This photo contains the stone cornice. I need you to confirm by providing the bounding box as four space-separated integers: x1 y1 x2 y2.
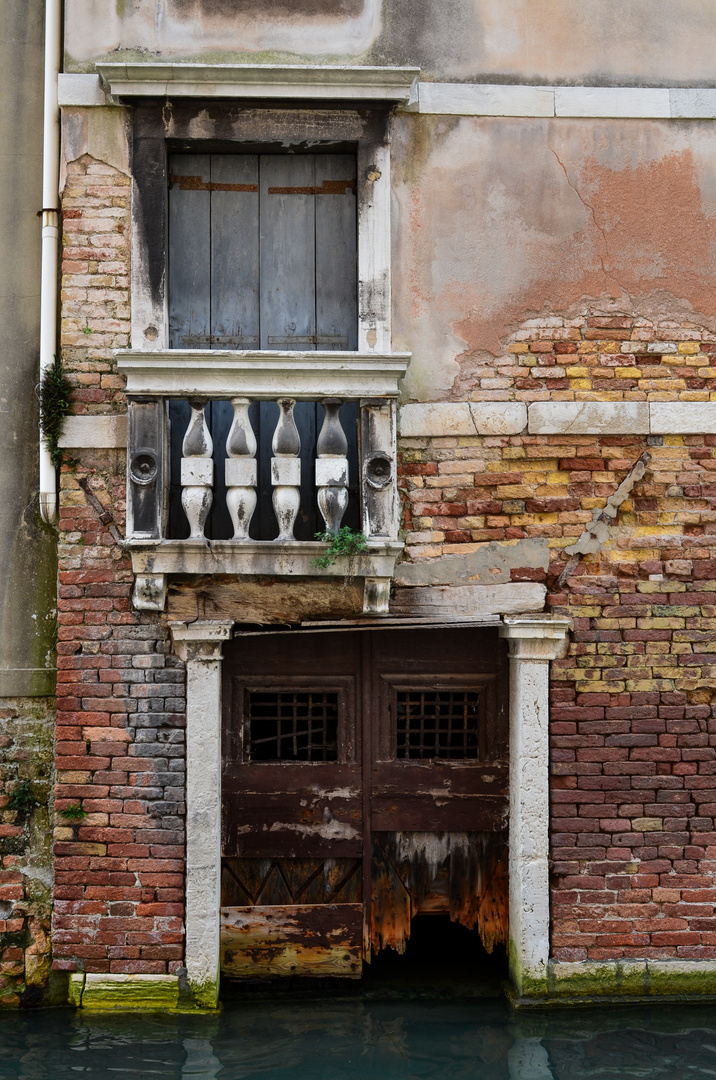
117 350 410 399
97 63 419 104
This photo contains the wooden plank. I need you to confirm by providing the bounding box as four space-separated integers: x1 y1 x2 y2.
370 794 508 833
167 575 364 622
260 155 316 351
220 904 363 978
315 154 357 351
168 154 211 348
222 766 363 859
371 761 508 797
210 154 260 349
221 857 362 907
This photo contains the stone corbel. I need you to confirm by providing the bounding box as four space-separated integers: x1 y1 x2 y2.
498 614 571 1000
169 620 233 1009
132 573 166 611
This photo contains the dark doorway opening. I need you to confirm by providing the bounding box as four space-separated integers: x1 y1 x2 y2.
363 914 507 999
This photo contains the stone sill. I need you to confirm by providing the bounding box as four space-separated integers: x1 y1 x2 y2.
128 539 403 579
117 349 410 399
97 63 419 104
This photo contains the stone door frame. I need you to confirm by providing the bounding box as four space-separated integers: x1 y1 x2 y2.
170 613 570 1007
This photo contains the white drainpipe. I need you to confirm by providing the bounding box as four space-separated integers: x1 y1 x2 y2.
39 0 62 525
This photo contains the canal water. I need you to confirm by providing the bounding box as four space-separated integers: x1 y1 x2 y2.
1 924 714 1079
2 993 716 1079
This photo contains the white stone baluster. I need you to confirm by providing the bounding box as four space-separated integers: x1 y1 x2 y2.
181 398 213 539
225 397 257 540
316 398 348 535
271 397 301 541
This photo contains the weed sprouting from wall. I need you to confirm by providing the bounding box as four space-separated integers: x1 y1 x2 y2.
39 356 72 468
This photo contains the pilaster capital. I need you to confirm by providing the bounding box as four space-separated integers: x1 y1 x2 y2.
169 620 233 664
499 614 571 662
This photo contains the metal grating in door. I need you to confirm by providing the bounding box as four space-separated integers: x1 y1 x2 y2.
247 690 339 762
396 690 481 760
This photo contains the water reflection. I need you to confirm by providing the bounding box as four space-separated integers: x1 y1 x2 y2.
2 999 716 1079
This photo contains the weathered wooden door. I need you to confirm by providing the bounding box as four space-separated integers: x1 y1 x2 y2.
167 151 359 539
220 628 509 979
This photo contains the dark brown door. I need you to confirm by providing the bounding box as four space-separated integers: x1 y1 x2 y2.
220 628 508 978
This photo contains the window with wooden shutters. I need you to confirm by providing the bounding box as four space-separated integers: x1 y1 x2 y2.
168 152 357 352
166 151 361 541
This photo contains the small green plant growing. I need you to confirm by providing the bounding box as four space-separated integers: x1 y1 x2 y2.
312 526 368 570
7 780 38 813
58 803 87 822
39 356 72 468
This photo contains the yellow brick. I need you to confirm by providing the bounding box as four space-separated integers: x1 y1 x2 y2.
598 342 621 353
577 342 599 353
678 342 700 354
633 525 682 537
508 342 529 353
615 367 642 378
569 379 592 390
566 366 589 377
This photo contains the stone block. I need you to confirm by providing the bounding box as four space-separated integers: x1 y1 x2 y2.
650 402 716 434
528 401 649 435
417 82 554 117
399 401 527 437
59 414 127 448
555 86 670 118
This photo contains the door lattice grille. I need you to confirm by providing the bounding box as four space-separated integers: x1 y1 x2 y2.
247 691 339 762
396 690 481 760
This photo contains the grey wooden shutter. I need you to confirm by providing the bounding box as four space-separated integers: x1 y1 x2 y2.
168 151 358 540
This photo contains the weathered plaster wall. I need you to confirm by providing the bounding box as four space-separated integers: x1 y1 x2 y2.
391 116 716 401
64 0 716 83
0 0 57 698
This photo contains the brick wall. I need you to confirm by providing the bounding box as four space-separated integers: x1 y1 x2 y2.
54 150 716 974
53 155 186 977
0 700 54 1005
456 312 716 404
399 427 716 959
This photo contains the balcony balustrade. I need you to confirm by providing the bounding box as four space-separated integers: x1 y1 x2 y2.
118 350 409 615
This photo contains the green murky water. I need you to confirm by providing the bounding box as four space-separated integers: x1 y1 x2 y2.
1 995 716 1079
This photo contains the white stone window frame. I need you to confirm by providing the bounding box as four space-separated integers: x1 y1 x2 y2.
107 72 417 613
101 66 417 356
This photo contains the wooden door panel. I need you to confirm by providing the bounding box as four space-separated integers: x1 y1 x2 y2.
221 627 509 976
222 766 362 858
221 904 363 978
221 857 362 907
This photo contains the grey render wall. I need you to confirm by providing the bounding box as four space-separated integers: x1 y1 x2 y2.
0 0 57 696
